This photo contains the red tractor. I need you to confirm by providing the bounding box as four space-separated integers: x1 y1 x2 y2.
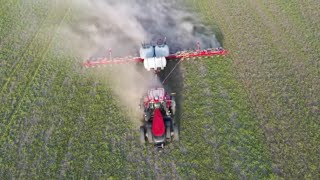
139 87 178 148
82 38 227 148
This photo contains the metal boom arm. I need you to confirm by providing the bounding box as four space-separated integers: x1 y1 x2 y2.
83 47 227 68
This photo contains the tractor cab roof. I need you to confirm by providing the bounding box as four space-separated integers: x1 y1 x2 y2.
148 88 165 101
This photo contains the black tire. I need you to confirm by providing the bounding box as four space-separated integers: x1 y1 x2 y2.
173 124 179 141
144 111 150 121
165 121 171 140
146 125 153 143
140 126 146 144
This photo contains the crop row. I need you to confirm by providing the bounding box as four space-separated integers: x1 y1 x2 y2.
0 8 138 177
0 1 53 88
171 57 273 179
0 41 132 179
1 7 71 178
192 0 320 178
1 2 136 178
2 0 318 178
0 0 19 35
0 5 69 122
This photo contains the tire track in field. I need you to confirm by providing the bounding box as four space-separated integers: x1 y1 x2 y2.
167 57 266 178
0 8 70 145
202 1 286 176
119 127 179 178
0 6 53 95
182 59 229 178
245 1 320 177
13 65 65 177
201 0 318 178
203 0 274 126
247 0 320 118
194 0 283 177
191 60 235 178
260 0 320 118
227 1 319 177
13 68 59 177
198 59 271 178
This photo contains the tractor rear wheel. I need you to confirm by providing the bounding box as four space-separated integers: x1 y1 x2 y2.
140 126 146 144
146 124 153 143
165 121 171 140
173 124 179 141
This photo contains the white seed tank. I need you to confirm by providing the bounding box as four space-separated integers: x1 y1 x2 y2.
140 45 154 59
155 45 169 57
140 44 170 71
143 57 167 71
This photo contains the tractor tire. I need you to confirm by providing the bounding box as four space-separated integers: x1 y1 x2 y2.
146 125 153 143
165 121 172 140
140 126 146 144
144 111 151 121
173 124 179 141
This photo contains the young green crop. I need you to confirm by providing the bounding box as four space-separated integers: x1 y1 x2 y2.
1 0 319 179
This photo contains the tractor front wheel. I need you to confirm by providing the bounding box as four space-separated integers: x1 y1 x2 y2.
146 124 153 143
165 121 171 140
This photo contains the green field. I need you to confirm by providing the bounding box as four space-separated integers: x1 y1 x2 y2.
1 0 319 179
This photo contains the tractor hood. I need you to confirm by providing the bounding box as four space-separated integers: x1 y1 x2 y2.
152 108 165 136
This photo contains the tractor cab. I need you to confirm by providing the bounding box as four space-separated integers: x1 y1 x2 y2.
142 88 172 118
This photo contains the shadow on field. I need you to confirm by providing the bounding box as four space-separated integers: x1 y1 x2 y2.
158 60 184 127
155 24 225 128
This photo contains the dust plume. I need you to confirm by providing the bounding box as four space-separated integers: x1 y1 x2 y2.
58 0 221 124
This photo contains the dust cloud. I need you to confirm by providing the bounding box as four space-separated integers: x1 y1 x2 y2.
58 0 220 124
